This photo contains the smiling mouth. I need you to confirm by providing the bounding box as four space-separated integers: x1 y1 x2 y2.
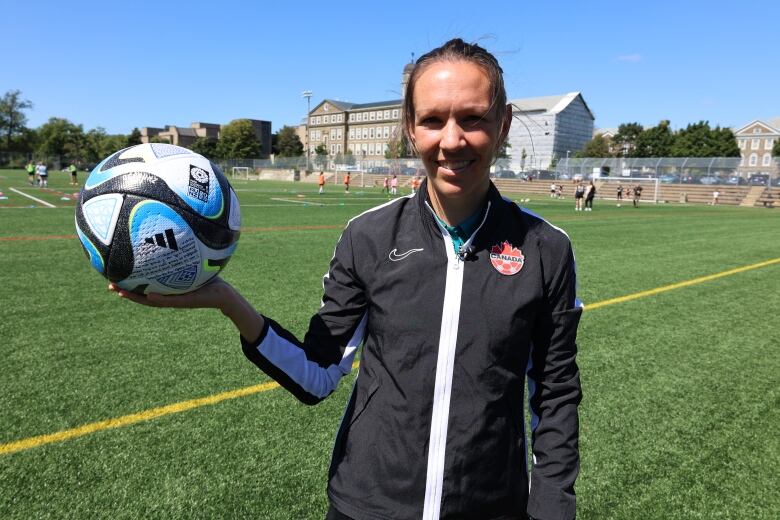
437 160 473 172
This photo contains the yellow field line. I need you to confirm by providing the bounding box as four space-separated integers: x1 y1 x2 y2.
585 256 780 311
3 257 780 456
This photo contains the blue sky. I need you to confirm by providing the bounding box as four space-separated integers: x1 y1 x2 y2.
4 0 778 135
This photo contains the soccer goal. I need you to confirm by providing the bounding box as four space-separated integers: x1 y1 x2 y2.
231 166 250 180
595 177 660 204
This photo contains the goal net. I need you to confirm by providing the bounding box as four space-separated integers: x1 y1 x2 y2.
231 166 250 180
594 177 659 204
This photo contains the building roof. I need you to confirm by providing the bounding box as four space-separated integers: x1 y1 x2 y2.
319 98 402 111
510 92 595 120
733 118 780 135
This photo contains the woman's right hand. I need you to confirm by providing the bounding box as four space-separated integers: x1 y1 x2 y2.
108 277 236 312
109 278 265 342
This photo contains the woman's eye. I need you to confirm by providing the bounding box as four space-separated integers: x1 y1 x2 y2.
420 117 441 125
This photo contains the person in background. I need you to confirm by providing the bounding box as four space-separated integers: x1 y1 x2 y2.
382 176 389 194
110 38 582 520
69 163 78 186
390 174 398 195
584 181 596 211
318 171 325 194
344 172 350 193
616 183 623 207
26 161 36 185
574 182 585 211
36 161 48 188
633 184 643 207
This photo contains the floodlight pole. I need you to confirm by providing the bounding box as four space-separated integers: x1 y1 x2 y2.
566 150 570 180
302 90 313 172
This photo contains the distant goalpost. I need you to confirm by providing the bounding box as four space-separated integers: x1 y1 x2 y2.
231 166 250 180
595 177 660 204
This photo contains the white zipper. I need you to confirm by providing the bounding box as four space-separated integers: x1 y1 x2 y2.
421 201 491 519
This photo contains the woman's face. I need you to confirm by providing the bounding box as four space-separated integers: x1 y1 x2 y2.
409 60 509 204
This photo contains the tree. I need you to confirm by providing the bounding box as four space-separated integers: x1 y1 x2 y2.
384 133 408 159
774 139 780 157
670 121 740 157
612 122 644 157
710 126 740 157
36 117 85 162
633 120 674 157
84 127 127 164
127 127 143 146
217 119 262 159
275 125 304 157
574 134 612 158
0 90 33 150
188 137 219 159
314 144 328 169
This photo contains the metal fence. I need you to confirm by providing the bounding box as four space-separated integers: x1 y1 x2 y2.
556 157 779 186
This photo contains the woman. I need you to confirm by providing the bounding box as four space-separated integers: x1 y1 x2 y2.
111 38 581 520
584 180 596 211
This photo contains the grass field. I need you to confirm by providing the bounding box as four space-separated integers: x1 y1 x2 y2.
1 168 778 519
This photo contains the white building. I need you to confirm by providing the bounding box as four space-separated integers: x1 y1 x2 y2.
507 92 594 172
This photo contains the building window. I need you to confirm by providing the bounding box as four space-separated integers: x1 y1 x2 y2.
383 126 390 139
349 129 354 139
752 139 759 150
316 116 322 125
392 109 399 119
330 129 336 140
310 117 315 126
763 153 772 166
337 129 342 139
369 112 375 121
369 128 375 139
377 111 383 120
766 138 774 149
384 110 390 119
357 113 363 122
362 128 368 139
369 143 375 155
749 153 758 166
753 128 761 134
324 115 330 124
349 114 354 122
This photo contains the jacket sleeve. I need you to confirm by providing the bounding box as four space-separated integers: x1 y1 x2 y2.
526 238 582 520
240 224 368 405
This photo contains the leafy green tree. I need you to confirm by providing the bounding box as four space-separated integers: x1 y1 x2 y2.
275 125 304 157
217 119 261 159
671 121 740 157
633 120 674 157
188 137 219 159
574 134 612 158
314 144 328 169
711 126 740 157
612 122 644 157
36 117 85 161
127 127 142 146
773 139 780 157
84 127 127 164
384 133 408 159
0 90 33 150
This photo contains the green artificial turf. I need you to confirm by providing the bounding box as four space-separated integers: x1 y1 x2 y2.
0 169 778 519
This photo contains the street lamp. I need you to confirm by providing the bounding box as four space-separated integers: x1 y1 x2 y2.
302 90 313 172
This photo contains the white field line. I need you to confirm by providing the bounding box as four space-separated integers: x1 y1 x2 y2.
269 197 326 206
9 188 56 208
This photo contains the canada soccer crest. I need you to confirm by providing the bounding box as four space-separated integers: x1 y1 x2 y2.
490 241 524 275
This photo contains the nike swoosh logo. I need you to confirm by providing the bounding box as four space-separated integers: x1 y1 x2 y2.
389 248 424 262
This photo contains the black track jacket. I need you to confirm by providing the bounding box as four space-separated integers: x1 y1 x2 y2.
242 180 582 520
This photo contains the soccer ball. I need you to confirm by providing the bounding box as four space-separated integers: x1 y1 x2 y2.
75 143 241 295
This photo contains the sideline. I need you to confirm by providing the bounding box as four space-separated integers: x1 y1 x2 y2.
9 188 56 208
2 256 779 456
585 257 780 311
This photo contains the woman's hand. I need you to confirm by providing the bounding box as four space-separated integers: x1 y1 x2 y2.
108 277 236 312
108 277 265 342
